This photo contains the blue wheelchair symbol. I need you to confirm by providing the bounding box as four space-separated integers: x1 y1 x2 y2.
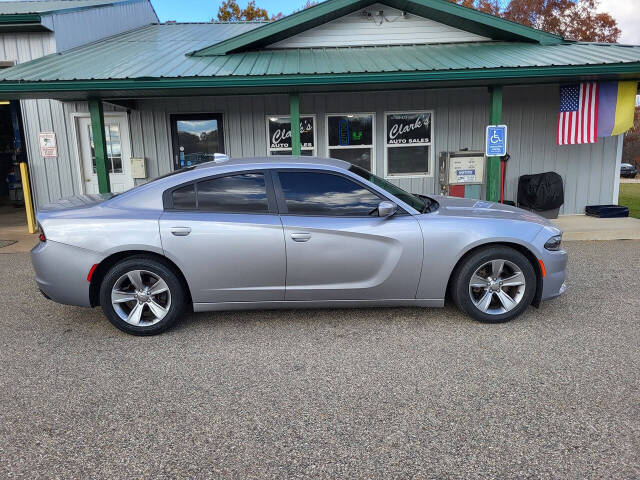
486 125 507 156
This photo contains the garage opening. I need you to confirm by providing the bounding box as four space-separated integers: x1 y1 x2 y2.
0 99 27 236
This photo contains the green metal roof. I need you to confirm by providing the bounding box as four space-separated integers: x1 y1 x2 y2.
0 0 133 15
0 23 638 81
0 23 638 98
192 0 564 56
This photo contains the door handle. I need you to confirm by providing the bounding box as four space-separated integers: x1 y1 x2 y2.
291 232 311 242
170 226 191 236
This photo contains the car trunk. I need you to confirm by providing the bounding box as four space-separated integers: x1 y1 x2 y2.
38 194 116 212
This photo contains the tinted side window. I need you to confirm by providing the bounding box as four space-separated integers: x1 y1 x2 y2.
171 184 196 209
197 173 268 213
278 171 381 216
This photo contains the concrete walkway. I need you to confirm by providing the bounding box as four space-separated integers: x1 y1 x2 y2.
554 215 640 241
0 207 38 254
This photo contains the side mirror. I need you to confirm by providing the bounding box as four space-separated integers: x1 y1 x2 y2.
378 201 398 218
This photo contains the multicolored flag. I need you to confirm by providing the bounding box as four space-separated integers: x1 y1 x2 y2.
557 82 599 145
597 81 638 137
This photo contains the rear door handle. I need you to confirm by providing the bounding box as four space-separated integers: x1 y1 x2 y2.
291 232 311 242
170 226 191 236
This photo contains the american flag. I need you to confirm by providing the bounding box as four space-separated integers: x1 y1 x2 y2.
557 83 599 145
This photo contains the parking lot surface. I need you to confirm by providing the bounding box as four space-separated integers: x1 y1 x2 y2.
1 241 639 479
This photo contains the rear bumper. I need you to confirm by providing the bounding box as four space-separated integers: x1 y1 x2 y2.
31 240 100 308
540 248 568 301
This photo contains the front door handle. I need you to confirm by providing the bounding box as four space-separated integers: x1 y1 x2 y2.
291 232 311 242
171 226 191 236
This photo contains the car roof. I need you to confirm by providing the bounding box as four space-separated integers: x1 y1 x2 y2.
193 155 351 171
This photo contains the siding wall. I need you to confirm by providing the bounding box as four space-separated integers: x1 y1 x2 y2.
0 31 57 213
502 85 618 215
47 0 158 52
0 31 56 62
27 85 619 215
128 88 489 198
0 1 157 209
270 3 489 48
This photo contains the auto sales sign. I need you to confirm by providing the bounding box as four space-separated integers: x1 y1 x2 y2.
386 113 431 145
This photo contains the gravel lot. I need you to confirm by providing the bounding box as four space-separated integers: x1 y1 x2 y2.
1 241 639 479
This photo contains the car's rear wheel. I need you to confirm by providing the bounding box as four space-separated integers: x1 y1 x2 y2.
99 256 185 335
452 246 536 324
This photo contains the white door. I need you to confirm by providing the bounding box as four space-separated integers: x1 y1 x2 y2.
77 114 134 194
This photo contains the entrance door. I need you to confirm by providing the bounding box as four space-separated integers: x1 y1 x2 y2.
77 114 134 194
170 114 225 169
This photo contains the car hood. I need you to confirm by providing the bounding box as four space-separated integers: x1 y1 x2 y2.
430 195 554 227
38 194 115 212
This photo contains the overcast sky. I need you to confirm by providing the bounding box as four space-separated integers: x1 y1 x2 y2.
597 0 640 44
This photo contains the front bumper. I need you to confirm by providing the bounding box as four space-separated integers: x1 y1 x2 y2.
540 248 568 301
31 240 101 308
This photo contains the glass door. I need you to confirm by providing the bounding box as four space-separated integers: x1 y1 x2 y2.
77 114 133 193
170 114 225 169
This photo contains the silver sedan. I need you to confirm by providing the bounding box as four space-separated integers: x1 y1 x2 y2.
32 157 567 335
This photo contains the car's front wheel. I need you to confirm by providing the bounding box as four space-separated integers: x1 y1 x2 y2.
99 256 185 335
452 246 536 324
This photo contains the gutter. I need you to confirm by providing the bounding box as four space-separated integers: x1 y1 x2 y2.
0 14 41 23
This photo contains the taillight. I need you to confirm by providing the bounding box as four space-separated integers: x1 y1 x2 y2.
38 224 46 242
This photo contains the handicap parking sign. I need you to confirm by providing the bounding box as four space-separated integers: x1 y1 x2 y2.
486 125 507 157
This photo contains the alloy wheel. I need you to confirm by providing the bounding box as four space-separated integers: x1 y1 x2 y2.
111 269 172 326
468 259 526 315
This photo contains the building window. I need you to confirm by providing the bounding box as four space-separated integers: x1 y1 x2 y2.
88 124 122 174
266 115 315 156
170 113 225 169
326 114 374 171
385 111 433 177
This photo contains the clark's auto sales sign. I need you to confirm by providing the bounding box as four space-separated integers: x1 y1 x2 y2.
268 117 315 149
386 113 431 145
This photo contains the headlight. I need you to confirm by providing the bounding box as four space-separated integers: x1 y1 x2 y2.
544 234 562 251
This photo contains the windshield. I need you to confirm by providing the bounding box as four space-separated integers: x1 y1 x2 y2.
348 165 436 213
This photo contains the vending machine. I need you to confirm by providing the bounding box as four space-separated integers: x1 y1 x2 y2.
438 150 486 199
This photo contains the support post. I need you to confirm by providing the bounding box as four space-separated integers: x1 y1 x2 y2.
88 99 110 193
486 86 503 202
289 93 301 156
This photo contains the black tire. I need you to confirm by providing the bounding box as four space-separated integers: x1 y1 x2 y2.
451 246 536 324
99 255 186 335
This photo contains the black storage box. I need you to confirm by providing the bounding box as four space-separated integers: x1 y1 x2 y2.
517 172 564 219
585 205 629 218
